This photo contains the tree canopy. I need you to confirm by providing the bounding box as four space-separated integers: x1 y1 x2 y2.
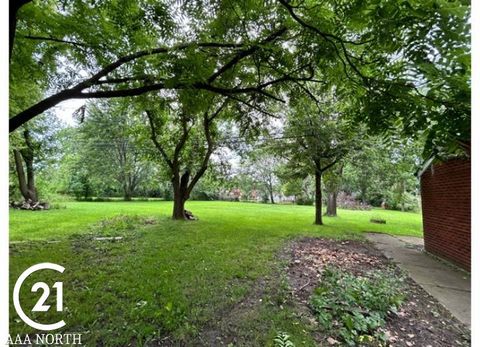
10 0 470 157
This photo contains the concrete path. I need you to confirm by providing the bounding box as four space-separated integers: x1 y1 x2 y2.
365 232 471 326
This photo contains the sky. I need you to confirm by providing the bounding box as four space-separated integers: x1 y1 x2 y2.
52 99 85 126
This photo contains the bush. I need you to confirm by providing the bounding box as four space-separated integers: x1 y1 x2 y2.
296 197 314 205
386 192 419 212
310 266 406 346
191 190 217 201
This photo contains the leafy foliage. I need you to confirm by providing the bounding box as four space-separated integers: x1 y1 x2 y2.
311 266 406 346
342 135 423 210
273 331 295 347
11 0 470 158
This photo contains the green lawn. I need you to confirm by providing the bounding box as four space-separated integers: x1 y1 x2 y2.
9 201 422 346
10 200 422 241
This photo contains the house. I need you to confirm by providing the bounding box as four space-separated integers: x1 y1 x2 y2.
418 157 471 271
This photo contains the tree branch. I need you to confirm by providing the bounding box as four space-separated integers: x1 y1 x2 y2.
187 99 228 194
21 35 93 50
9 31 279 132
207 26 287 84
278 0 367 81
145 110 173 169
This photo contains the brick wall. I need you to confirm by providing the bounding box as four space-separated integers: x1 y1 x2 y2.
420 159 471 271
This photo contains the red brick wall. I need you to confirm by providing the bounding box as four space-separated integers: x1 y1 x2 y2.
420 159 471 271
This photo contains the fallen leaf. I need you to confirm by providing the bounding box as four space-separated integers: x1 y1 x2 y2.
327 337 339 345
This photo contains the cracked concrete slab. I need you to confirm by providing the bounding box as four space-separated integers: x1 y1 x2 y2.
365 232 470 326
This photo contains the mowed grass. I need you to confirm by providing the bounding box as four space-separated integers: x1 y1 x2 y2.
9 201 422 346
10 200 422 241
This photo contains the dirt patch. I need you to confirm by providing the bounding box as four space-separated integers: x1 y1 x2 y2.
286 237 470 346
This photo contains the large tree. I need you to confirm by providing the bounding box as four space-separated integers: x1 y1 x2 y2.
11 128 38 202
341 135 422 209
9 0 320 132
142 92 234 220
10 115 61 203
278 0 470 156
278 91 354 225
11 0 470 149
77 100 149 201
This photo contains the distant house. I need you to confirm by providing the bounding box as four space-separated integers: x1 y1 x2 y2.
418 157 471 271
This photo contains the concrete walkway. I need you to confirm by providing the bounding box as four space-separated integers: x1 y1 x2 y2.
365 233 471 326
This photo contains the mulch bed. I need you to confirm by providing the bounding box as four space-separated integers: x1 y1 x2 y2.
286 238 471 346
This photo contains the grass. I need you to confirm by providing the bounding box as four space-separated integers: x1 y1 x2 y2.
10 201 422 241
9 201 422 346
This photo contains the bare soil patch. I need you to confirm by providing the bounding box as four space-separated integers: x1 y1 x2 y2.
286 237 470 346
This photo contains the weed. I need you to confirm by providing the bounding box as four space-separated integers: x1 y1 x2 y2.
310 266 406 346
273 332 295 347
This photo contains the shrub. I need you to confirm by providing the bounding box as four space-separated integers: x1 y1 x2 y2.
296 197 314 205
385 191 419 212
191 190 217 201
310 266 406 346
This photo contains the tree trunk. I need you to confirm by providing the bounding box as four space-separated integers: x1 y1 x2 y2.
13 148 37 202
10 0 33 60
360 186 367 204
13 149 30 200
172 193 186 220
400 180 405 212
314 170 323 225
326 191 337 216
267 177 275 204
25 154 36 200
171 170 190 220
123 182 132 201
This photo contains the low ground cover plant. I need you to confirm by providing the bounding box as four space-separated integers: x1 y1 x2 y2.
88 214 157 237
310 266 406 346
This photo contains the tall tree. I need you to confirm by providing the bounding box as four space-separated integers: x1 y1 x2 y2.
142 92 233 220
342 135 422 209
279 0 470 156
10 115 61 203
279 91 354 225
78 100 149 201
12 128 37 202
